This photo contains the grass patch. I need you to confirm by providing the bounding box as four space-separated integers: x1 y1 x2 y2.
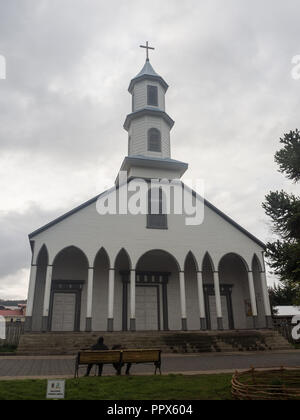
294 343 300 349
0 374 232 400
0 345 17 353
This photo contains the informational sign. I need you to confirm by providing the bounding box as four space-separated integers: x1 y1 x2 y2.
0 316 5 340
46 380 65 400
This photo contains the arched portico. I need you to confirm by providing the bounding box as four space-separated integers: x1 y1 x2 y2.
121 249 183 332
184 252 203 330
41 246 89 332
26 245 49 332
252 254 272 328
91 248 110 332
198 252 260 331
111 248 132 332
214 253 257 330
202 252 224 330
26 244 271 333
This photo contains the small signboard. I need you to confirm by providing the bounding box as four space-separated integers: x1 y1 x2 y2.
0 316 5 340
46 380 65 400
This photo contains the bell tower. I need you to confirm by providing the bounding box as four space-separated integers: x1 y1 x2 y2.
118 42 188 181
124 42 174 159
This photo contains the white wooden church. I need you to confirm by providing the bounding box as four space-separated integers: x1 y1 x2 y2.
25 44 272 334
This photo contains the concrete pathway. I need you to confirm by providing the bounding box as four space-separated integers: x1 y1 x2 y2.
0 350 299 380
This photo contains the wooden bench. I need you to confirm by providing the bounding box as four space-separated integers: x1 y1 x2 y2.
122 349 162 375
75 349 161 378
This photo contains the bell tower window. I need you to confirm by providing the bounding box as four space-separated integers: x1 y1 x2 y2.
128 135 132 155
148 128 162 152
147 85 158 106
147 187 168 229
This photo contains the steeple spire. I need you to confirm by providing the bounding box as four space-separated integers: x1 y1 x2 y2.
140 41 155 62
117 45 188 182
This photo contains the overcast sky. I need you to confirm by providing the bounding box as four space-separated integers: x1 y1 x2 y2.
0 0 299 299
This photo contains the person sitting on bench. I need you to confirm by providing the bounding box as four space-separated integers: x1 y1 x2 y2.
112 344 132 376
85 336 108 377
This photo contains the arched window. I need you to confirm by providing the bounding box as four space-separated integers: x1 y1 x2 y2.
147 187 168 229
148 128 162 152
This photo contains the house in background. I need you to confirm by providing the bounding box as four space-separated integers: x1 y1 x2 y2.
0 304 26 323
273 306 300 326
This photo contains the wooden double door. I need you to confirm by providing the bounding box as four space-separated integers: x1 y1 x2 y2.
49 281 83 332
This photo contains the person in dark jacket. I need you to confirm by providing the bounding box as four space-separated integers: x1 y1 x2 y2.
112 344 132 376
85 336 108 377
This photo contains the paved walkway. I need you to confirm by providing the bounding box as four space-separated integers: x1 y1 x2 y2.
0 351 299 380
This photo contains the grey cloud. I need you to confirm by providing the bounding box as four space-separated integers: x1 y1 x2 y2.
0 205 60 279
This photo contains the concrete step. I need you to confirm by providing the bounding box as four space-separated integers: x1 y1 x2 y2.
17 329 294 355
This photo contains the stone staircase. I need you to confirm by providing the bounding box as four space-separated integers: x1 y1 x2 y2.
17 329 293 355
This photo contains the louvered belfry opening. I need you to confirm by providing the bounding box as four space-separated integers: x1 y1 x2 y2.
148 128 162 152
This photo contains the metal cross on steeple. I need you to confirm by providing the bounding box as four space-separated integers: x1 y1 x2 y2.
140 41 155 61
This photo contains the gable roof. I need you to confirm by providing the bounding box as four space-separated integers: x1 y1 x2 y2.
28 180 265 249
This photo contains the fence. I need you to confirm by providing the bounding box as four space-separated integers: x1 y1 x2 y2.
273 316 300 345
232 367 300 400
0 322 25 347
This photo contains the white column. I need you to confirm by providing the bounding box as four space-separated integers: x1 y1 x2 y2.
130 269 136 330
260 270 272 317
248 271 258 317
26 264 37 317
108 268 115 320
86 267 94 319
179 271 187 330
42 265 53 325
197 271 206 329
213 271 223 329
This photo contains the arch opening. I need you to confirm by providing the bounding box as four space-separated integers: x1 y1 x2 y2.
32 245 49 331
128 250 181 331
92 248 110 331
217 253 250 331
50 246 89 332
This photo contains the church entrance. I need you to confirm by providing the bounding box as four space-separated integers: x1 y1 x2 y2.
49 280 83 332
136 285 160 330
204 284 234 330
121 271 169 331
51 293 76 332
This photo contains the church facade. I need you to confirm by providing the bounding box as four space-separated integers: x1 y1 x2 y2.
25 48 272 334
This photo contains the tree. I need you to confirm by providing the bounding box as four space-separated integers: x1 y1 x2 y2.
263 129 300 305
269 283 299 310
275 129 300 182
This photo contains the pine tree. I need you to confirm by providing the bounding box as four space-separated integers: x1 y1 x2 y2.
275 129 300 182
263 130 300 305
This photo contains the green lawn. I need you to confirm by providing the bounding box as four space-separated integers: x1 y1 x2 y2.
0 345 17 353
0 374 232 400
294 343 300 349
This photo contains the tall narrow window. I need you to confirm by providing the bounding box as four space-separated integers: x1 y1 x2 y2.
147 187 168 229
128 135 131 155
148 128 162 152
147 85 158 106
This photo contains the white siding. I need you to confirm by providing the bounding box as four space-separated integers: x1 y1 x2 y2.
32 183 265 272
30 182 267 331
